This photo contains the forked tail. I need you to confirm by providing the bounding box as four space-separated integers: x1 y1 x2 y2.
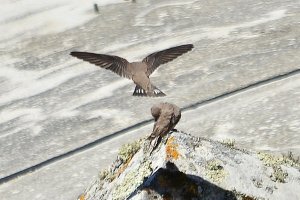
133 85 166 97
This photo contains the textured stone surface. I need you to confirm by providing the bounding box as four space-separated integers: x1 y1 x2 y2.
83 131 300 200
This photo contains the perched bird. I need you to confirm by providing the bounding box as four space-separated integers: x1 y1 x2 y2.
148 102 181 152
70 44 193 97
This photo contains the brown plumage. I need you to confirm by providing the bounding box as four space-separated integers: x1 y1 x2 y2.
70 44 194 97
148 102 181 152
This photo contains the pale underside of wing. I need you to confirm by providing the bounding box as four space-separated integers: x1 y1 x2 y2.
70 52 131 79
142 44 194 75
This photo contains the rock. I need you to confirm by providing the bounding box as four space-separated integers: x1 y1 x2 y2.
81 131 300 200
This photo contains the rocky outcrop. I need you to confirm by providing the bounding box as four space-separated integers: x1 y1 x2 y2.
79 131 300 200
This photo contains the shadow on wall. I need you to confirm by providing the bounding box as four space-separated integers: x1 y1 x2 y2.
127 161 238 200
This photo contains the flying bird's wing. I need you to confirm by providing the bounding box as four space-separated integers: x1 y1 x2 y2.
142 44 194 75
70 52 131 79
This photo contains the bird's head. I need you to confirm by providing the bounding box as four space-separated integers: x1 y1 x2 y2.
151 105 161 120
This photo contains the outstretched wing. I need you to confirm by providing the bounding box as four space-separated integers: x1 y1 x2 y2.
142 44 194 75
70 52 131 79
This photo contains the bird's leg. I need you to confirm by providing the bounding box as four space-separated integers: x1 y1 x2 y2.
162 135 170 145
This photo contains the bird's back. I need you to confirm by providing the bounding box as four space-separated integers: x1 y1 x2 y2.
128 62 148 75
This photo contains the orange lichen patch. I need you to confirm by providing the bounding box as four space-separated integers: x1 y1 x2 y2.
166 136 180 160
78 194 85 200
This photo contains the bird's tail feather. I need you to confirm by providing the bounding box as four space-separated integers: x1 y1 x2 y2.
147 136 162 155
133 85 166 97
133 85 147 96
152 86 166 97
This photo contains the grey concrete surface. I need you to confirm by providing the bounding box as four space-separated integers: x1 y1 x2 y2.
0 124 150 200
179 73 300 155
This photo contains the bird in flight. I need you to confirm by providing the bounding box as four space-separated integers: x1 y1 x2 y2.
70 44 194 97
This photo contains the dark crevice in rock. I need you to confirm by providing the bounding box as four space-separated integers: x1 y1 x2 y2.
128 161 237 200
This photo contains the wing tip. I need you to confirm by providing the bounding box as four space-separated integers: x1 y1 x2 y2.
70 51 80 57
70 51 93 58
184 43 194 50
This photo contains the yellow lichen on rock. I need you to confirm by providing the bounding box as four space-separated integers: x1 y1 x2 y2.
205 159 227 183
232 190 258 200
220 139 235 148
99 169 109 180
112 161 152 200
257 151 300 168
166 136 180 160
118 140 141 163
270 165 288 183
